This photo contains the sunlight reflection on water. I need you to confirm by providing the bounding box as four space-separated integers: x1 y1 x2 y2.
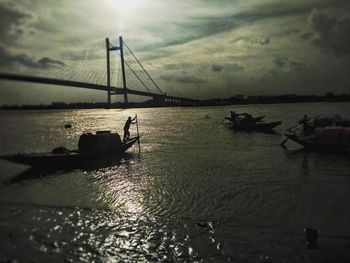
0 103 350 262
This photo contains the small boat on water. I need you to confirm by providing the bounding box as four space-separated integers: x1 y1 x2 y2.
232 120 282 131
225 111 281 131
0 131 140 169
225 110 265 122
282 116 350 152
225 115 265 123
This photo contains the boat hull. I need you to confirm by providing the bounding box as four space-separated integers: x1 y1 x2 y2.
0 137 139 169
233 121 282 131
225 115 265 122
285 133 349 152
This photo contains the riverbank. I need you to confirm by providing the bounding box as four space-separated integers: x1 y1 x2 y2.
1 94 349 110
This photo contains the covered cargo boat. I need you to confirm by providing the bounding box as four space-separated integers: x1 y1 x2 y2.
230 115 281 131
0 131 140 168
284 116 350 152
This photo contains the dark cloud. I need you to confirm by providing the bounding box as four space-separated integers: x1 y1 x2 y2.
37 57 65 68
312 0 350 9
0 44 65 69
301 32 314 40
141 2 312 50
261 55 350 95
212 63 244 73
183 2 310 37
160 73 206 84
308 9 350 53
0 1 33 42
212 64 223 72
156 0 349 51
259 36 271 45
231 36 271 46
164 63 192 70
274 57 305 70
259 56 307 90
226 63 244 72
274 57 289 68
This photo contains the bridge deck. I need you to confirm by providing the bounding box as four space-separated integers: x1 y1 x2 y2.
0 73 195 102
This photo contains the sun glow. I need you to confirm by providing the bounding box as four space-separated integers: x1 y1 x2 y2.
104 0 146 33
114 0 145 14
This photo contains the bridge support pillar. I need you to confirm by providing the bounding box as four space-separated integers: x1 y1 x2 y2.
106 36 129 105
119 36 128 105
105 38 111 105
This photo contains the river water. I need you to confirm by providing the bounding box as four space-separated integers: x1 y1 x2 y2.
0 102 349 262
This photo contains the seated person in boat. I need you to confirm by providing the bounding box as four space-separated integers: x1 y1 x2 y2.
299 115 311 136
240 114 255 125
231 110 254 122
230 110 236 119
231 110 246 118
123 116 137 141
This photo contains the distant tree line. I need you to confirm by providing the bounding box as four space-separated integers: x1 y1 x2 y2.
1 93 349 110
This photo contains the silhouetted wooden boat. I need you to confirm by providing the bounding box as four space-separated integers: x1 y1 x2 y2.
0 135 139 169
225 112 280 131
225 115 265 122
282 115 350 152
232 121 282 131
284 127 350 152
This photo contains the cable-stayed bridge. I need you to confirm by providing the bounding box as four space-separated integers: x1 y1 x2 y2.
0 36 195 105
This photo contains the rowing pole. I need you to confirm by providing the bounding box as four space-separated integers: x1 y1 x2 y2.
281 122 301 147
135 114 141 153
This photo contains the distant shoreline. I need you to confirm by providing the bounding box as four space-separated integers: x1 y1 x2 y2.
1 94 349 110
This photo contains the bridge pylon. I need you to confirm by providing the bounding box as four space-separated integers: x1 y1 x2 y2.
105 36 128 105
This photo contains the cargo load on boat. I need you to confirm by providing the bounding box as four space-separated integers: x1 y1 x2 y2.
283 115 350 152
313 127 350 148
78 131 122 154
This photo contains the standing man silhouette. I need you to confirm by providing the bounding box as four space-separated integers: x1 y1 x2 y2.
299 115 310 136
123 116 137 141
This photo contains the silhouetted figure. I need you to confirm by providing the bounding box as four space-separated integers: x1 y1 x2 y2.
304 228 319 249
231 110 255 123
299 115 310 136
123 116 136 141
241 114 255 124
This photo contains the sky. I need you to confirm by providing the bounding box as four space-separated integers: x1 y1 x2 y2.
0 0 350 105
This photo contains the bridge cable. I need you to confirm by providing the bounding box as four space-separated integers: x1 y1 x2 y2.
114 49 152 93
123 40 163 95
123 59 152 94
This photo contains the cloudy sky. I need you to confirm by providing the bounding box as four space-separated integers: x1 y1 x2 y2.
0 0 349 104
